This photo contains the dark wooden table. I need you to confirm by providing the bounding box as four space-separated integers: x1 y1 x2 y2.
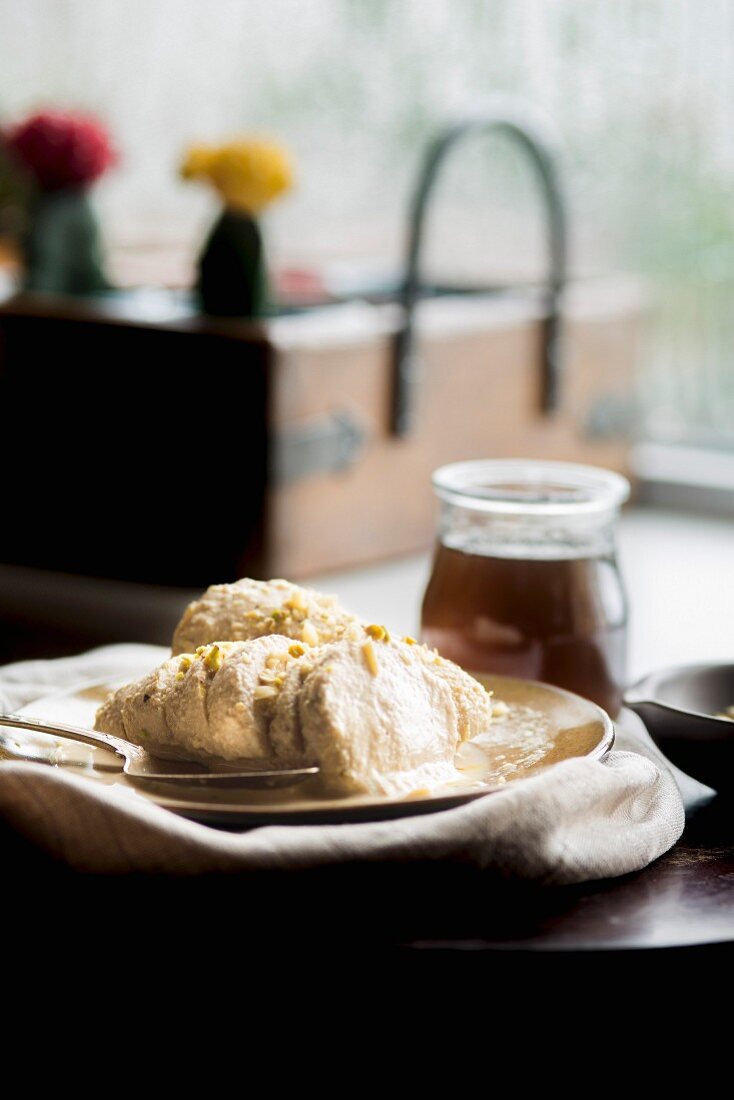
4 787 732 963
409 794 734 953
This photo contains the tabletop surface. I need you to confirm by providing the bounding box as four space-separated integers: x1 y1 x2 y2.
2 506 733 952
309 506 734 951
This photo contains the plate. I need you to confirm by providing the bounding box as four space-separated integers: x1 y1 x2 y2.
1 670 614 826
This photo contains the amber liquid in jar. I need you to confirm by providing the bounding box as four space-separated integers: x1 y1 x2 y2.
422 546 627 715
422 461 630 717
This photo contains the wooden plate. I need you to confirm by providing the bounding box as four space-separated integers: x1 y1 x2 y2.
1 668 614 826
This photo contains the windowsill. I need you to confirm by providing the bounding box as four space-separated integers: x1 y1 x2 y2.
631 442 734 515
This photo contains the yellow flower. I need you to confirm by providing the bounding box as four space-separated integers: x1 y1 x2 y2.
180 144 217 180
180 137 293 214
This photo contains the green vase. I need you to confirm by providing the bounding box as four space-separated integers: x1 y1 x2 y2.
196 208 268 319
22 187 109 295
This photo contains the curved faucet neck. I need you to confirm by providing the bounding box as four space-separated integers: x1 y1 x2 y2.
392 110 568 436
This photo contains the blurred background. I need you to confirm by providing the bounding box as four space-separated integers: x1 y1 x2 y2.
1 0 733 659
4 0 734 433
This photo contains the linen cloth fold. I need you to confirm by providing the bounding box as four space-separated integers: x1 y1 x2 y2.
0 644 713 884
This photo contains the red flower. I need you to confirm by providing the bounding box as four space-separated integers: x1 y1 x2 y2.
6 111 115 191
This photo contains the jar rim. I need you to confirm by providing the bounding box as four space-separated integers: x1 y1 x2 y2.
432 459 630 516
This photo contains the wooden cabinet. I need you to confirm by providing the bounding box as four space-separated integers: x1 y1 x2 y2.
0 283 643 584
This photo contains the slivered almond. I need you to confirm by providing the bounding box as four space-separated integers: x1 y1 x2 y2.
301 620 318 646
254 685 278 701
362 639 379 677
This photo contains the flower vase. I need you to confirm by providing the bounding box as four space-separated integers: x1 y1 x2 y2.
23 187 108 295
196 208 268 319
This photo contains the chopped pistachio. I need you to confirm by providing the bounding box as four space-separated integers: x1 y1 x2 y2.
175 671 185 682
365 624 386 642
362 639 379 677
270 609 285 623
203 645 223 673
403 636 417 646
178 656 193 675
288 643 306 658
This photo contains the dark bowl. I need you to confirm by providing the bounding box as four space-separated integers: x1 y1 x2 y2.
625 663 734 790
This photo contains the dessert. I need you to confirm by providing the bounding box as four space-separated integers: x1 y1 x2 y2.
276 631 491 795
95 621 492 796
96 636 296 763
172 577 357 655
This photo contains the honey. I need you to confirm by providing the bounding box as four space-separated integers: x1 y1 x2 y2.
421 460 630 717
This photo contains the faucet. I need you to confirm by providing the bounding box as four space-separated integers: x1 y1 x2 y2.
391 107 568 436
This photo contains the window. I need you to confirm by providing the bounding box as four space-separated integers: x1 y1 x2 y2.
2 0 734 445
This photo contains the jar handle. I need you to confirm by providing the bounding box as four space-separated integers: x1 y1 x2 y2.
391 107 568 436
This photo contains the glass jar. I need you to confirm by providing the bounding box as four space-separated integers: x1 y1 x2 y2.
420 460 630 716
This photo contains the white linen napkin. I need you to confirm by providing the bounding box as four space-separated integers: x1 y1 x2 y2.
0 644 713 884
